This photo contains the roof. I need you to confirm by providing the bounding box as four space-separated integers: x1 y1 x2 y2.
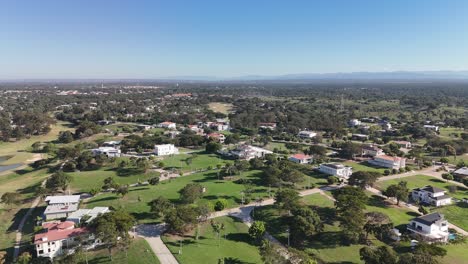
375 155 403 161
420 185 446 193
42 221 75 231
34 227 90 244
394 140 410 144
207 133 224 137
44 204 79 215
290 154 312 160
160 121 175 125
363 145 382 151
45 195 80 204
433 194 451 201
412 212 445 226
453 167 468 176
67 207 109 222
321 163 346 169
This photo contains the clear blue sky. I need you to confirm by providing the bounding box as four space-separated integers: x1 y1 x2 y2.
1 0 468 79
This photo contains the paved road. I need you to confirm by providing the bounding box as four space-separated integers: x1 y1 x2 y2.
132 224 179 264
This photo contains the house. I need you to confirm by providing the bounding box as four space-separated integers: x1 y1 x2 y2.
379 121 392 130
188 124 204 134
407 213 449 243
157 121 177 129
229 145 273 160
411 186 452 207
352 134 369 141
91 147 121 158
258 122 277 130
348 119 361 127
43 196 81 220
209 122 230 131
362 144 384 157
34 221 97 259
297 131 317 139
393 140 412 149
423 125 439 132
66 207 110 225
289 154 313 164
207 133 226 144
102 140 121 147
154 144 179 156
137 124 154 131
318 163 353 180
368 155 406 169
452 167 468 181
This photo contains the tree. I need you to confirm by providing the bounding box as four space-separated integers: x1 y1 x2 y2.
274 188 300 211
418 205 429 215
165 205 200 233
206 142 222 153
288 206 323 245
348 171 381 189
210 220 225 246
102 177 117 190
308 145 327 157
360 245 398 264
327 176 340 185
45 171 71 192
58 130 74 143
384 181 409 205
363 212 393 240
340 142 362 159
259 240 288 264
179 183 204 204
248 221 266 242
149 176 160 185
149 196 173 217
249 158 264 169
441 173 454 182
214 199 228 211
17 252 32 264
0 192 21 210
115 185 129 197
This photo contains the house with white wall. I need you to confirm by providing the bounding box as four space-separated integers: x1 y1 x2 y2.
407 213 449 243
362 145 384 157
297 131 317 139
157 121 177 129
154 144 179 156
43 196 81 220
91 147 121 158
411 186 452 207
318 163 353 180
229 145 273 160
66 207 110 225
368 155 406 169
289 154 313 164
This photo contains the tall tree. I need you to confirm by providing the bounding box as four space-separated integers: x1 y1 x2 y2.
348 171 381 189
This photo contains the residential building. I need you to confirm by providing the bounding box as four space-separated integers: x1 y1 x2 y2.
380 121 392 130
318 163 353 180
297 131 317 139
157 121 177 129
411 186 452 207
289 154 313 164
34 221 97 259
137 124 154 131
209 122 230 131
348 119 361 127
188 124 204 134
154 144 179 156
43 195 81 220
368 155 406 169
229 145 273 160
258 122 277 130
407 213 449 243
91 147 121 158
207 133 226 144
102 140 121 147
66 207 110 225
423 125 439 132
453 167 468 181
352 133 369 141
393 140 412 148
362 144 384 157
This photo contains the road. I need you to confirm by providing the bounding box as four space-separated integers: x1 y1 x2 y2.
131 224 179 264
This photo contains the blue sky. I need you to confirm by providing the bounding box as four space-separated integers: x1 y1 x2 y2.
1 0 468 79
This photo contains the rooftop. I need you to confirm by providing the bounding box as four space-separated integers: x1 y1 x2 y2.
290 154 312 160
375 155 404 161
454 167 468 176
45 195 80 205
44 204 79 215
412 212 445 226
34 227 90 244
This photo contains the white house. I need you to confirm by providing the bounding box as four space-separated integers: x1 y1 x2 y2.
423 125 439 132
411 186 452 207
258 122 277 130
407 213 449 243
393 141 412 149
297 131 317 139
229 145 273 160
154 144 179 156
368 155 406 169
210 122 230 131
207 133 226 144
318 163 353 180
157 121 177 129
34 221 97 259
289 154 313 164
352 134 369 141
66 207 110 225
91 147 121 158
348 119 361 127
137 124 154 131
362 145 384 157
43 195 81 220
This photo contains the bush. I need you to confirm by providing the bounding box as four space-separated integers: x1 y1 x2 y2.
89 188 100 196
405 166 412 172
399 168 405 173
214 199 228 211
384 169 390 176
392 169 398 174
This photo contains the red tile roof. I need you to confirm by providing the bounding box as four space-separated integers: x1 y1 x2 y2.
34 227 90 244
291 154 312 160
376 155 403 161
42 221 75 231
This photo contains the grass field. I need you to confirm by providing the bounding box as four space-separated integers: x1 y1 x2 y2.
85 170 267 222
439 127 465 138
207 102 234 115
365 194 419 226
342 161 387 174
302 193 335 208
86 238 159 264
162 216 262 264
161 151 233 172
375 175 468 200
433 203 468 232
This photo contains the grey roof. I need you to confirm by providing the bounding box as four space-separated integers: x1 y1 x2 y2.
420 185 445 194
45 195 80 204
412 212 444 226
322 163 345 169
432 195 451 201
44 204 79 215
453 167 468 176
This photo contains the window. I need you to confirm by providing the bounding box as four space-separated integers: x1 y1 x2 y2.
39 250 44 254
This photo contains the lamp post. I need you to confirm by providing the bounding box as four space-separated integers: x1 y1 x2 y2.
286 227 290 247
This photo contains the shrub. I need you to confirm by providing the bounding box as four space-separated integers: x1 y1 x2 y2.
214 199 228 211
384 170 390 176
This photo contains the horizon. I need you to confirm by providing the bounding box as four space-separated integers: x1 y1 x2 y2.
2 0 468 79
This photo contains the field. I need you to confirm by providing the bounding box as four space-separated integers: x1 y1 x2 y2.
161 151 233 172
375 175 468 200
433 203 468 232
85 170 267 222
365 194 419 226
207 102 234 115
342 161 387 174
162 216 262 264
86 238 159 264
439 127 465 138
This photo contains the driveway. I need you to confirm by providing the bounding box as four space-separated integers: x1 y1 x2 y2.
132 224 179 264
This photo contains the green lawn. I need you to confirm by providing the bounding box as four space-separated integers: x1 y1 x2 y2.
86 238 159 264
161 152 233 172
433 203 468 232
365 194 419 226
342 161 387 174
439 127 464 138
440 242 468 264
162 216 262 264
85 170 267 222
376 175 468 200
207 102 234 115
302 193 335 208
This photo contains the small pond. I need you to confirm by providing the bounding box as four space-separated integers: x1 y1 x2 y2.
0 156 22 173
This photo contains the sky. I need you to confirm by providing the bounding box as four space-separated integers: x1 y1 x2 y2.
1 0 468 79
